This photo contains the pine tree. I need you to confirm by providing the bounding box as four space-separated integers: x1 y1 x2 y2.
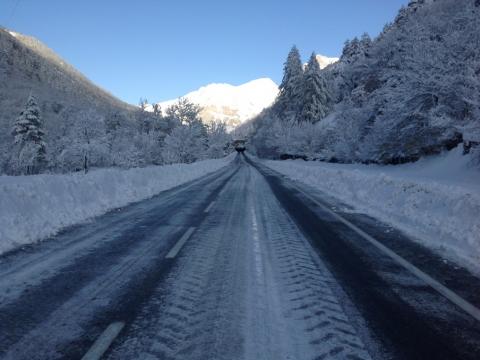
360 33 372 57
341 37 361 62
300 53 331 123
11 95 47 174
275 46 304 118
360 32 372 48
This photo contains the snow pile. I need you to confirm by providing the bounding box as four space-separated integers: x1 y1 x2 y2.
265 146 480 270
0 156 233 255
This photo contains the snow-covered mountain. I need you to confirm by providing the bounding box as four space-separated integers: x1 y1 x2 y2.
152 78 279 130
302 54 339 70
314 54 339 69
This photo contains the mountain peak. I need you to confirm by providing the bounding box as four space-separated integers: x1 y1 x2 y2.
315 54 339 69
154 78 279 131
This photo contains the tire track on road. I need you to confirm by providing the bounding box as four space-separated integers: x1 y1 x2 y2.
253 166 371 360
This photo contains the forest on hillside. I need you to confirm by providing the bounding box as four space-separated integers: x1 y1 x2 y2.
0 28 231 176
246 0 480 165
5 95 231 175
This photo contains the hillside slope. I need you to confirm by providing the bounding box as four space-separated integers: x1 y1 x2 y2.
323 0 480 163
0 28 139 173
249 0 480 164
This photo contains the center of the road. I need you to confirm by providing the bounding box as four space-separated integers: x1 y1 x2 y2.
251 205 265 285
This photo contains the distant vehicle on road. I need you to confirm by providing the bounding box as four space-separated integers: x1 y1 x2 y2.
233 139 246 153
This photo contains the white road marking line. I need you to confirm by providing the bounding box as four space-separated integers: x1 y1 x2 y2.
204 200 216 213
165 227 196 259
81 321 125 360
294 184 480 322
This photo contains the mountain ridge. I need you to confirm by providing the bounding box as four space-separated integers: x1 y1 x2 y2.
2 28 134 111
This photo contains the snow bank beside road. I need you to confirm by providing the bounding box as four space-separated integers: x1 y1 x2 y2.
0 156 233 255
264 146 480 270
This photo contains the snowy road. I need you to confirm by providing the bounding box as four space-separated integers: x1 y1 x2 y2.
0 154 479 359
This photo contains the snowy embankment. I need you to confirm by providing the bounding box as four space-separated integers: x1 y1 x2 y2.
264 146 480 271
0 155 234 256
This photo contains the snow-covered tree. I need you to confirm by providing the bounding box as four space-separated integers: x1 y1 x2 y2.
275 46 304 118
162 125 199 164
162 98 208 163
139 111 153 134
57 110 109 172
165 98 203 126
245 0 480 164
300 53 331 123
341 37 360 62
205 121 231 158
11 95 47 174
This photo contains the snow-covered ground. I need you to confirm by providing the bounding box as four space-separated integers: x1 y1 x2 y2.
0 155 234 256
264 146 480 272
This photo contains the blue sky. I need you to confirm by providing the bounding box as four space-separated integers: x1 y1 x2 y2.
1 0 408 104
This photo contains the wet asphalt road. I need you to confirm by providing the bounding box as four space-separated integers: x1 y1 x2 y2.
0 154 479 359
